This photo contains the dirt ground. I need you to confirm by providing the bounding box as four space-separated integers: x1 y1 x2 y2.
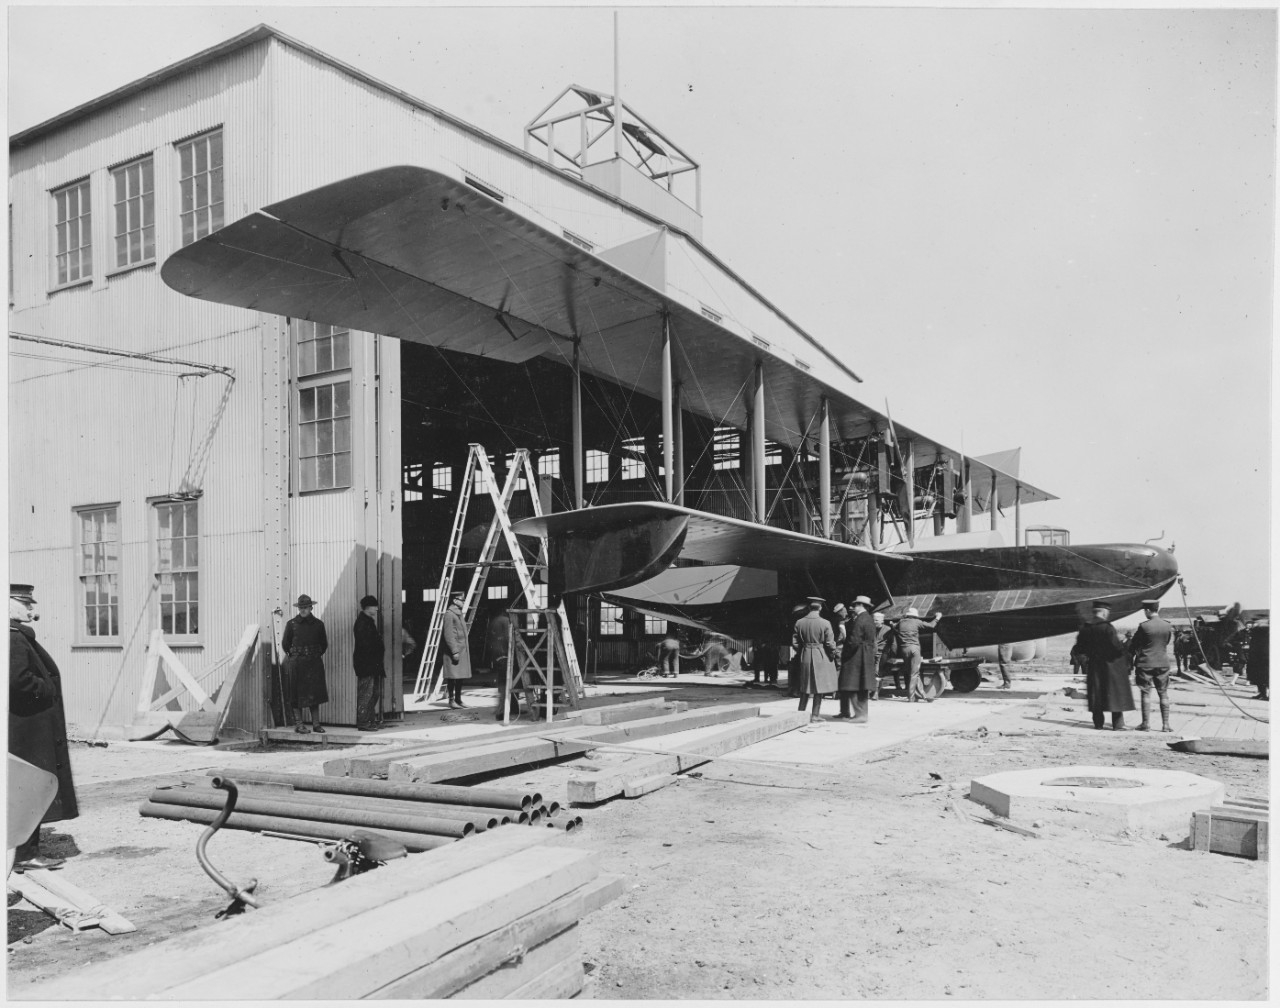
6 671 1269 1001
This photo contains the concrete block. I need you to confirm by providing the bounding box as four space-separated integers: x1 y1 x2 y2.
969 764 1225 838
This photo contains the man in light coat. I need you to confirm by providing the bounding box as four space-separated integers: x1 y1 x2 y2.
440 591 472 708
792 597 838 723
1128 599 1174 732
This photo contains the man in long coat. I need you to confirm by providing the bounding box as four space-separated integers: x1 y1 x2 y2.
1246 618 1269 701
1073 600 1135 730
792 597 838 723
9 583 78 871
352 595 384 731
836 596 877 723
487 606 517 720
440 591 472 708
282 593 329 733
1128 599 1174 732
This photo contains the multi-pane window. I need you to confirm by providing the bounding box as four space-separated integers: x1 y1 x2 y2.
53 179 92 285
297 321 351 376
177 130 224 246
155 501 199 636
765 441 783 466
621 437 646 480
599 603 625 635
586 449 610 483
111 157 155 268
524 584 548 629
487 586 508 600
403 463 424 502
298 380 352 491
537 451 560 478
432 463 453 494
713 426 740 470
77 506 119 638
643 614 667 635
503 453 528 491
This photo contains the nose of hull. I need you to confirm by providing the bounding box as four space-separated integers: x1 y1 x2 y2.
1085 543 1179 597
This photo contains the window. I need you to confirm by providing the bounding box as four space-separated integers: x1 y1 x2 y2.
537 450 560 479
111 156 155 268
177 129 224 245
155 500 199 637
713 426 740 470
504 453 528 490
765 441 783 467
53 179 92 286
524 584 548 628
599 603 625 635
432 463 453 494
77 505 119 638
643 614 667 635
487 586 508 600
403 463 424 502
297 321 350 376
298 380 352 491
621 437 646 481
586 449 610 483
423 588 440 603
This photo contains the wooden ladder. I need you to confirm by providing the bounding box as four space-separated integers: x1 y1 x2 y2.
410 445 582 704
501 607 582 722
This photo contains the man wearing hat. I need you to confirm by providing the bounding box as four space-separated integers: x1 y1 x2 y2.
791 597 838 722
1245 617 1269 701
9 583 78 870
440 591 472 708
1127 599 1174 731
896 606 943 703
353 595 385 731
282 594 329 733
836 596 877 723
1073 600 1135 730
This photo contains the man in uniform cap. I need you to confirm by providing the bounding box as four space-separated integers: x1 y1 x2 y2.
836 596 877 723
9 583 78 870
1129 599 1175 731
1072 600 1135 729
282 594 329 733
792 597 838 722
440 591 472 708
352 595 385 731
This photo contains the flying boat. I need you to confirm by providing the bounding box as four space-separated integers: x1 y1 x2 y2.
161 165 1178 648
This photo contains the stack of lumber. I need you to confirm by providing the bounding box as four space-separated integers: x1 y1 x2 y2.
22 827 624 1000
140 772 569 852
1190 795 1270 860
8 870 136 935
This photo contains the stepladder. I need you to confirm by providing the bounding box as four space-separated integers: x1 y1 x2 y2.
501 608 582 723
410 444 582 706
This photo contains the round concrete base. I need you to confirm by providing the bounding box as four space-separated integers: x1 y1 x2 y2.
969 764 1225 838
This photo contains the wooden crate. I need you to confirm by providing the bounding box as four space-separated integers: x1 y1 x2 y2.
1190 804 1269 860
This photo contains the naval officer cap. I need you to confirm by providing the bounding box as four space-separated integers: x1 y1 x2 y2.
1092 600 1112 610
10 583 36 602
1141 599 1161 609
805 596 825 604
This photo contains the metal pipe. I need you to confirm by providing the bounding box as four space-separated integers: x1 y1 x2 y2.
139 802 455 852
959 458 972 533
673 381 685 506
206 769 536 812
572 340 584 508
662 316 674 502
990 471 998 532
545 819 578 832
540 800 561 817
1015 484 1022 546
613 12 622 161
752 362 766 522
147 789 474 838
818 398 831 538
528 808 543 825
903 438 916 549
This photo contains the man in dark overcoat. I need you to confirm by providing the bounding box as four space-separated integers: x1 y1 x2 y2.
1246 618 1269 701
353 595 384 731
282 593 329 733
440 591 472 708
1128 599 1174 732
9 583 78 871
1073 600 1135 730
792 597 838 723
836 596 877 723
487 606 518 720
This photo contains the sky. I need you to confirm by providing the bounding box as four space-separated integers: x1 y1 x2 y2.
6 3 1276 609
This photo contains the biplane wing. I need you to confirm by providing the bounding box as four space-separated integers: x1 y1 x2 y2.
161 165 1053 511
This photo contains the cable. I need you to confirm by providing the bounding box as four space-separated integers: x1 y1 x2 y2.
1175 577 1267 724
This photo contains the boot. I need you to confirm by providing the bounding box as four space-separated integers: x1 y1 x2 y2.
1159 700 1173 732
850 691 869 724
797 694 810 713
1136 693 1152 731
810 696 824 723
834 693 852 718
1111 712 1127 731
1092 712 1105 730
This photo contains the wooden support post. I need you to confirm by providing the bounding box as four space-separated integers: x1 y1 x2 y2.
661 316 674 502
959 458 972 533
903 438 916 549
818 398 831 538
990 470 999 533
571 340 584 509
673 381 685 506
752 361 766 523
1015 483 1023 547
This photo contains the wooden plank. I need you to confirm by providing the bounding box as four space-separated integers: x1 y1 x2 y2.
7 873 104 933
578 699 685 725
261 727 383 745
450 924 580 999
1224 796 1270 810
367 874 626 999
134 629 164 715
26 826 554 1000
568 710 809 804
161 847 601 1000
389 704 763 784
504 953 586 999
20 870 135 934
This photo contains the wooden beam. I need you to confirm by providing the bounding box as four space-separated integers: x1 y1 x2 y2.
367 874 626 999
567 710 810 804
446 924 580 1000
25 827 554 1000
503 952 586 999
579 700 686 725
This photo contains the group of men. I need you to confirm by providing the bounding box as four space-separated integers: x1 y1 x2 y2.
1075 598 1271 731
790 595 943 724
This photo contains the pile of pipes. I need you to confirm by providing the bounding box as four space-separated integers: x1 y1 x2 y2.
139 769 578 852
26 827 624 1000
